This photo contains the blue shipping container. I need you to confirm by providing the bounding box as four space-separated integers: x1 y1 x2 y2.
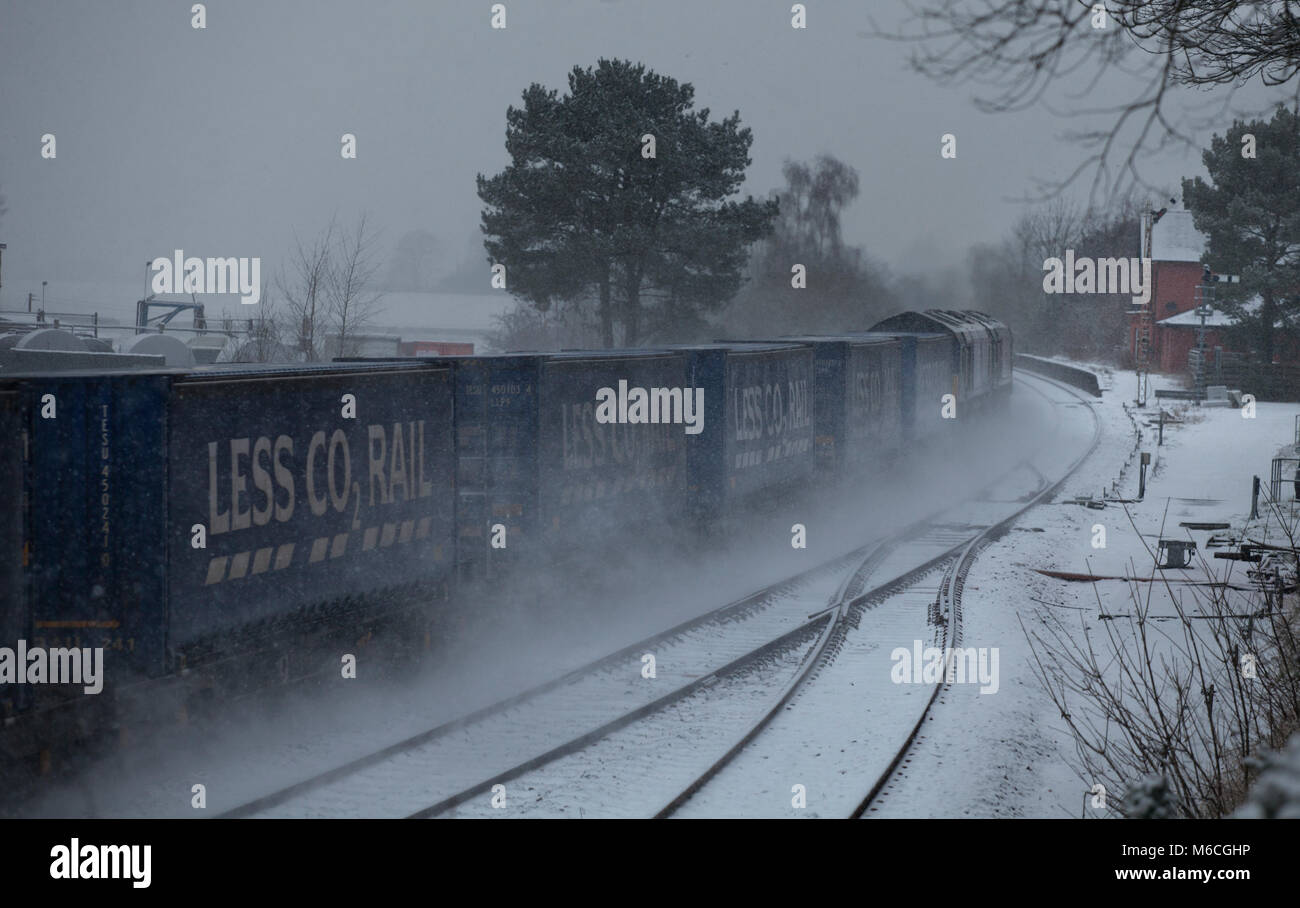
166 363 456 650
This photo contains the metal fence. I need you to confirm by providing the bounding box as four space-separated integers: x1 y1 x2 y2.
1270 456 1300 502
0 308 255 340
1189 348 1300 401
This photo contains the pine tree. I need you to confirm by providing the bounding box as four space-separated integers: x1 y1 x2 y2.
477 59 778 347
1125 773 1176 819
1234 733 1300 819
1183 106 1300 366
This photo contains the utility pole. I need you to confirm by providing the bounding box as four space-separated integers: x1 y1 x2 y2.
1194 278 1212 392
1134 204 1156 405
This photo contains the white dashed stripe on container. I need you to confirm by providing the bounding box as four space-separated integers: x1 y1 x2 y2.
309 537 329 563
205 542 296 585
252 547 273 575
228 551 250 580
274 543 294 569
330 533 348 558
202 519 443 584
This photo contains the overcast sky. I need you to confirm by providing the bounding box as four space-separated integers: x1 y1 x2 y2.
0 0 1289 306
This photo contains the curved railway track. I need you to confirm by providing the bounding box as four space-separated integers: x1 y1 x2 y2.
849 370 1102 818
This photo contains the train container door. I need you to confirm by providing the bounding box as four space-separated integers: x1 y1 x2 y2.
0 388 24 620
453 356 542 581
680 347 726 519
24 373 169 680
0 387 27 718
806 341 847 478
166 364 456 654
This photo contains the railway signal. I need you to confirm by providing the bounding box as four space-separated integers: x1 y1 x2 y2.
1193 267 1240 389
1202 265 1241 284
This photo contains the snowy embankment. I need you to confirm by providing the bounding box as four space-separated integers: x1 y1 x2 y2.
876 363 1300 818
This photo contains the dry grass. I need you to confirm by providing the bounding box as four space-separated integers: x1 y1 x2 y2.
1024 492 1300 817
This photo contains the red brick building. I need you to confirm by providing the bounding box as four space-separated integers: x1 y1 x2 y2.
1125 207 1297 375
1122 204 1300 393
1154 305 1236 373
1127 207 1209 368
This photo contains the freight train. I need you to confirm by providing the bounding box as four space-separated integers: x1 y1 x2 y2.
0 309 1011 773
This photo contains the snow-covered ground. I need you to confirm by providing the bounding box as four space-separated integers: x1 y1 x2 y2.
875 366 1300 818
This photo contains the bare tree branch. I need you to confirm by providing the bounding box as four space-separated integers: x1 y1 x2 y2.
327 214 385 358
868 1 1300 202
277 220 336 362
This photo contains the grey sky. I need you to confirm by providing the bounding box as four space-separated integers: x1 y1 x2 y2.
0 0 1287 302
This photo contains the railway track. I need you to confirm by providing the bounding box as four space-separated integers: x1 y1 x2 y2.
217 370 1094 819
849 370 1102 818
425 528 975 819
219 523 939 818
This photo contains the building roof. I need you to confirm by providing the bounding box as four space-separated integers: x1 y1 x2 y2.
1159 295 1263 328
1142 209 1207 263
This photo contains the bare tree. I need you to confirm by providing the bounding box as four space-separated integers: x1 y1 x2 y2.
873 1 1300 201
721 154 895 338
227 275 285 363
277 221 336 362
966 196 1142 359
1024 491 1300 817
327 214 385 359
776 156 861 260
968 198 1083 351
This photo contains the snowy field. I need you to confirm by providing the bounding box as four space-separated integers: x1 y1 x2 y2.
875 366 1300 817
